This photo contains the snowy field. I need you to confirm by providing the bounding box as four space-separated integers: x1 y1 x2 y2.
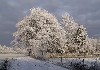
0 54 100 70
8 57 66 70
49 58 100 63
0 54 26 59
49 58 100 66
49 58 100 70
0 54 66 70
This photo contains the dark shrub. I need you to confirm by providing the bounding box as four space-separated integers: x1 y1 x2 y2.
70 62 89 70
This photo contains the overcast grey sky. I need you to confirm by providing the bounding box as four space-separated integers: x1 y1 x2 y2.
0 0 100 46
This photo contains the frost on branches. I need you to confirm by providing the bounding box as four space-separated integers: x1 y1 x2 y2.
62 13 88 54
12 8 65 58
0 45 16 54
12 8 90 58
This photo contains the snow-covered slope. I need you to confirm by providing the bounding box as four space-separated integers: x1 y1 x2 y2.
9 57 66 70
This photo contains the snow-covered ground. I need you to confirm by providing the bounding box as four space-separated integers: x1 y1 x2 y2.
8 57 100 70
0 54 100 70
0 54 26 59
49 58 100 69
9 57 66 70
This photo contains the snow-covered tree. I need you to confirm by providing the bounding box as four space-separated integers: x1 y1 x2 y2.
86 38 97 54
0 45 17 54
12 8 65 58
62 13 88 53
96 37 100 52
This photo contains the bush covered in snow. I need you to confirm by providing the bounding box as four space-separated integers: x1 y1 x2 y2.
0 45 16 54
0 45 27 54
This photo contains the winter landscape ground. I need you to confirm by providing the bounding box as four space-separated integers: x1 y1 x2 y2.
0 54 67 70
1 54 100 70
0 54 26 59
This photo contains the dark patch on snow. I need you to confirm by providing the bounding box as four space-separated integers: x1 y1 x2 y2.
0 59 11 70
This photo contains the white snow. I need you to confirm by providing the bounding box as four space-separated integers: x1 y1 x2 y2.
9 57 66 70
0 54 26 59
1 54 99 70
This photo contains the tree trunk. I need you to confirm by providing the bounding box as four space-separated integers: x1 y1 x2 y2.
61 53 63 63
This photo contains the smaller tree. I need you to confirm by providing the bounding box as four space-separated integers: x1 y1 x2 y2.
84 38 96 55
62 13 88 55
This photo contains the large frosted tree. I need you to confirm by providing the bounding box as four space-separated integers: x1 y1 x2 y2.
12 8 65 57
